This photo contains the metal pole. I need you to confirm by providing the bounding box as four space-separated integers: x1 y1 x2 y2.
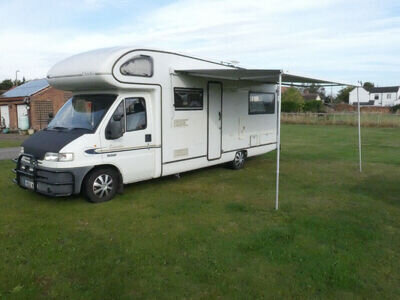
357 84 362 172
275 72 282 210
15 70 20 86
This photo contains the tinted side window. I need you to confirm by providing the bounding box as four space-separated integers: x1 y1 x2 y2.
126 98 147 131
120 55 153 77
249 92 275 114
174 88 203 110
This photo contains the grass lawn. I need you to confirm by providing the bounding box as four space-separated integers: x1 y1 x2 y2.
0 124 399 299
0 140 22 148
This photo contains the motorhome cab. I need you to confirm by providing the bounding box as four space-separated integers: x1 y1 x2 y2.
14 47 279 203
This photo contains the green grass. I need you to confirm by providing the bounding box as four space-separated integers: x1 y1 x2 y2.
0 124 399 299
0 140 22 148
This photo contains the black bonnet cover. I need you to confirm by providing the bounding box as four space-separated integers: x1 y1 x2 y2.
22 129 86 160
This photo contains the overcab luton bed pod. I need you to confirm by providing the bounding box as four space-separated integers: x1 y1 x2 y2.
13 47 350 203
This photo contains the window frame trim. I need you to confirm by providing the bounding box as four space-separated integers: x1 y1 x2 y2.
173 87 204 111
248 91 276 115
120 55 154 78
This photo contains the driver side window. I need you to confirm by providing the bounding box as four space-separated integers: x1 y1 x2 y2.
126 98 147 131
106 98 147 139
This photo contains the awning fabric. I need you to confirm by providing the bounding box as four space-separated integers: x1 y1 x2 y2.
175 69 352 87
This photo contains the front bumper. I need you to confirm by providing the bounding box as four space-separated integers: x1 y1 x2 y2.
13 154 91 197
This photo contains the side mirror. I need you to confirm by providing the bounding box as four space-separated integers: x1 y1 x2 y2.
106 120 123 140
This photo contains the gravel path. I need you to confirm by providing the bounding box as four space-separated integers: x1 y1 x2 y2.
0 147 20 160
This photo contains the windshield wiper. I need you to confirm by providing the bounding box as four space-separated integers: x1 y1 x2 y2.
70 127 93 131
47 126 69 131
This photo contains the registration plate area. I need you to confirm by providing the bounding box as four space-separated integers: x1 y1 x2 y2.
20 176 35 190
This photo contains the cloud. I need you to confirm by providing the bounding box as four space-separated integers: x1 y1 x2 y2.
0 0 399 86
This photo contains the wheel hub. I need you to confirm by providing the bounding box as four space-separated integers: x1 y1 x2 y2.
93 174 113 198
235 152 244 166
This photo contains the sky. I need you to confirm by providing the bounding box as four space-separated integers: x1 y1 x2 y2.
0 0 399 87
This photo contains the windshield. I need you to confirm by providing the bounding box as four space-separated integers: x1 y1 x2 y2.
48 94 117 131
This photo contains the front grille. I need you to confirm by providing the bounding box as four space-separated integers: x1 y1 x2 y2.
19 164 34 173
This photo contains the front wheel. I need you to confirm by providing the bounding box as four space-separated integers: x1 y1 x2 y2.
230 151 246 170
84 168 118 203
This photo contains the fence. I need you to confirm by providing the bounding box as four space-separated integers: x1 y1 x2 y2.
281 112 400 128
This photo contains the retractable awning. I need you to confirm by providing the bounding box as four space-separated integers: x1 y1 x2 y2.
177 67 361 211
175 68 353 87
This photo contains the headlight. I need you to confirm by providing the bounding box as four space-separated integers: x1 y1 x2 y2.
44 152 74 162
44 152 59 161
20 147 24 154
59 153 74 162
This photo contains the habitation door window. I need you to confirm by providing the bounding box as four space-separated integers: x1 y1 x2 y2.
174 88 203 110
249 92 275 114
374 94 379 100
125 98 147 131
120 55 153 77
387 94 391 99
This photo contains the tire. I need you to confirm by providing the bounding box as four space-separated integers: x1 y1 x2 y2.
83 168 119 203
230 151 246 170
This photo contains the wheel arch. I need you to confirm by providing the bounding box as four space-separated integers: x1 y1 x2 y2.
80 164 123 194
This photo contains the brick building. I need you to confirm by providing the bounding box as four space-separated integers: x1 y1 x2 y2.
0 79 71 131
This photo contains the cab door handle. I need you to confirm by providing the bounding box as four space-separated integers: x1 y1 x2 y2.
145 134 152 142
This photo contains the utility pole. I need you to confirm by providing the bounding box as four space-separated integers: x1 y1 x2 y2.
15 70 20 86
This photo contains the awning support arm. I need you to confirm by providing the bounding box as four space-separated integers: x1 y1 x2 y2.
357 84 362 173
275 71 282 210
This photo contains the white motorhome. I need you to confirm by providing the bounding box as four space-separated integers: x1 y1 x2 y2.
14 47 279 202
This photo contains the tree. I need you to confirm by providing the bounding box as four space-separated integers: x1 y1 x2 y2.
303 83 319 94
281 87 304 112
282 87 304 103
363 82 374 91
0 79 13 90
336 86 354 103
303 83 326 101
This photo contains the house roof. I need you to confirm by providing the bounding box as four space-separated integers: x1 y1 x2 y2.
1 79 49 98
303 93 320 101
369 86 399 93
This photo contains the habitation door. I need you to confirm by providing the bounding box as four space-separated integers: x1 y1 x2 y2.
17 104 28 129
208 82 222 160
0 106 10 128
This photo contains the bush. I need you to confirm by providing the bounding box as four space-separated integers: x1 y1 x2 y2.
390 104 400 113
303 100 323 113
282 101 303 112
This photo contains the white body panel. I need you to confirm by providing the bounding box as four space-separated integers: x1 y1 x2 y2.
0 105 10 128
44 48 277 186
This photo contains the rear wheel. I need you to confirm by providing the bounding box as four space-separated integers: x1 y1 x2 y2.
84 168 118 203
230 151 246 170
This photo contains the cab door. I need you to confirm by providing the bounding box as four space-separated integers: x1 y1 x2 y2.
100 95 155 183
